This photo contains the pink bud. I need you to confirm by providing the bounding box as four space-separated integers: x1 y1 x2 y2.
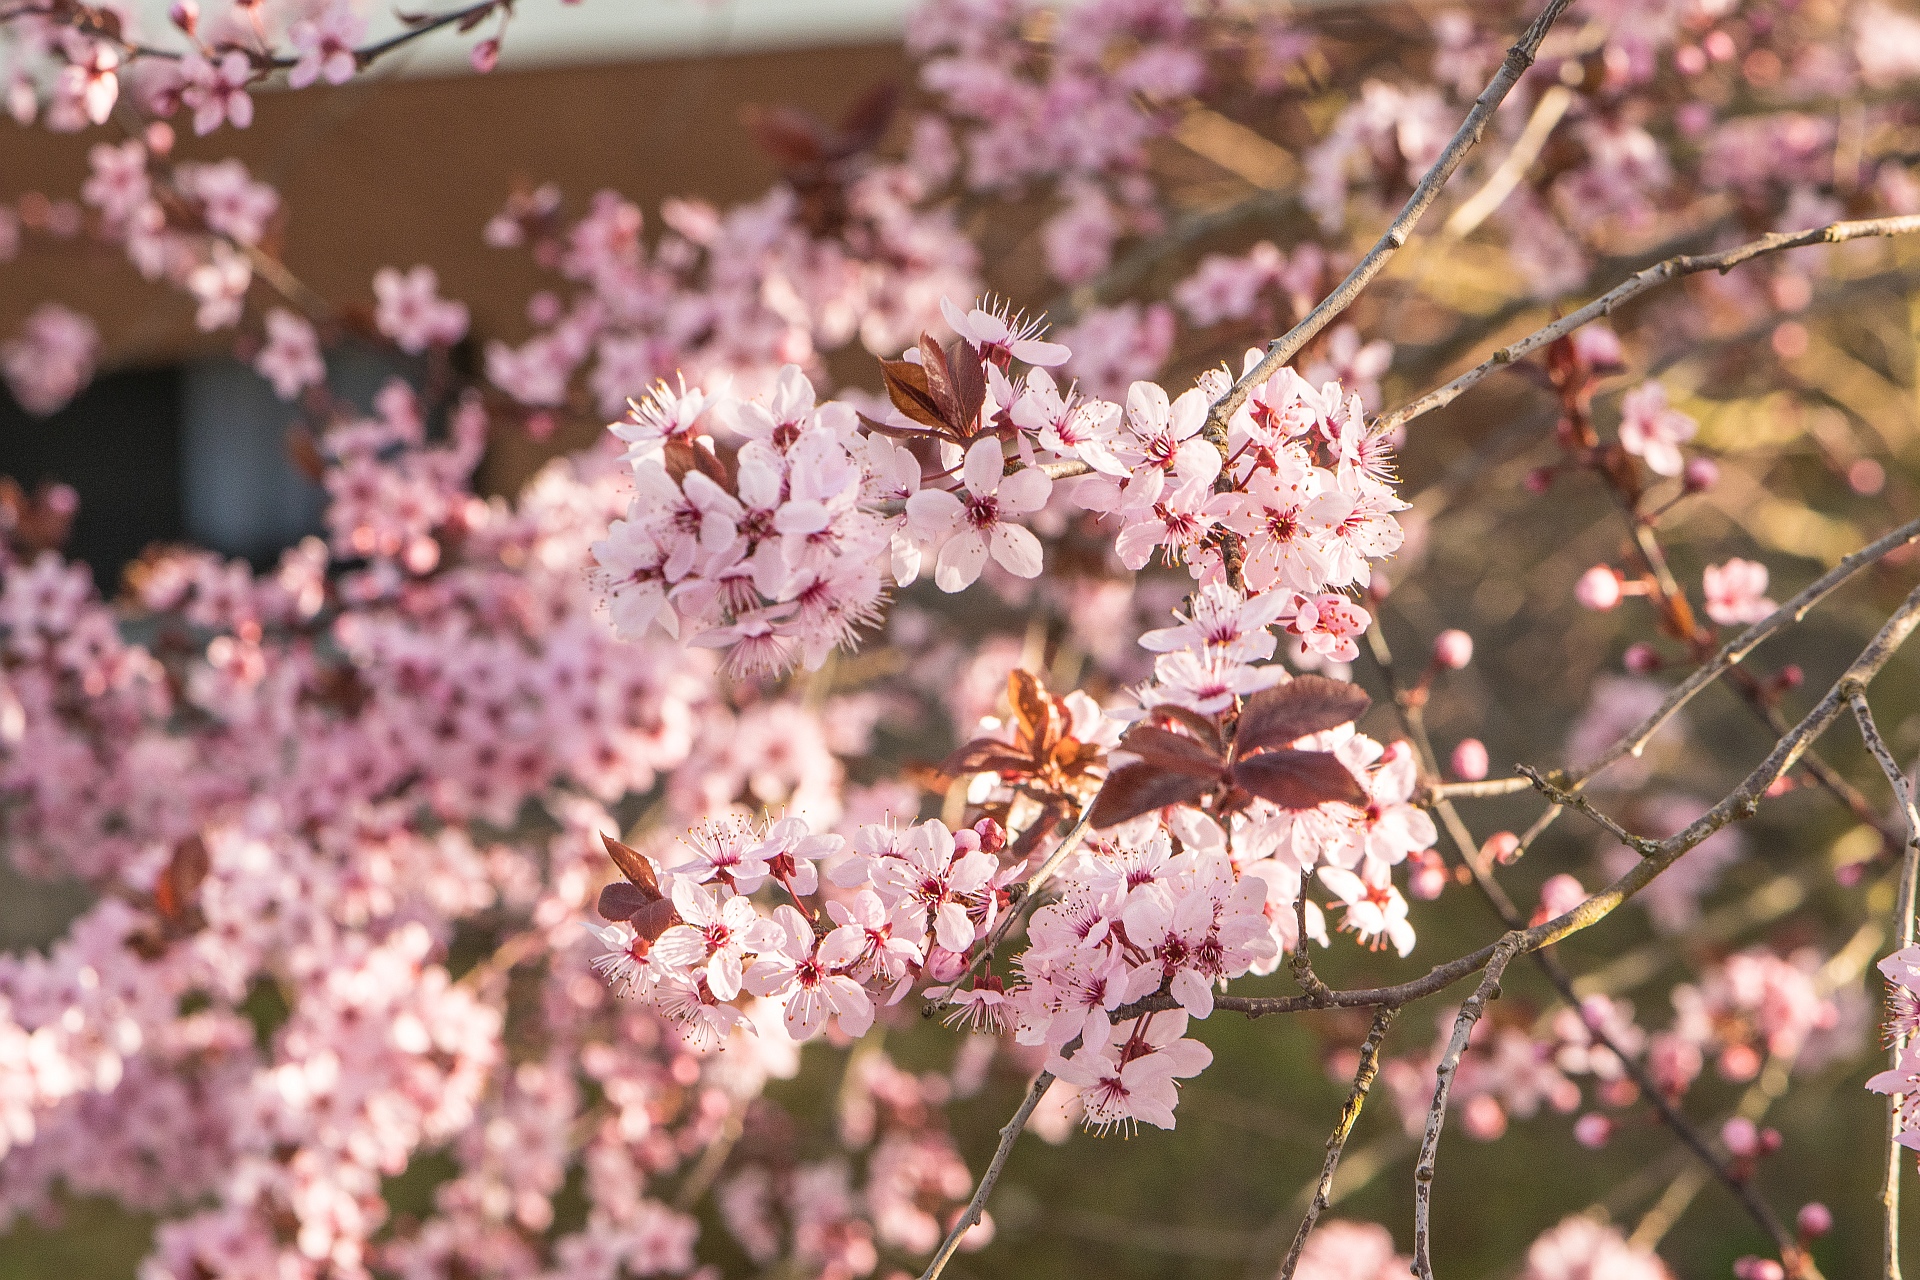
1797 1202 1832 1237
1462 1094 1507 1140
1722 1115 1760 1158
973 817 1006 853
145 121 175 156
1735 1260 1785 1280
169 0 198 33
1623 642 1661 674
470 38 500 73
1483 831 1521 865
1836 860 1867 888
1683 456 1719 492
1575 565 1624 611
1525 466 1555 494
1759 1127 1782 1155
1409 851 1448 901
1432 629 1473 669
1776 664 1803 691
1573 1113 1612 1149
923 946 967 983
1450 738 1489 782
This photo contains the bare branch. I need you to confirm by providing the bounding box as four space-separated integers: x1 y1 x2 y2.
1278 1007 1396 1280
918 1065 1059 1280
1854 692 1920 1280
1204 0 1578 434
1413 941 1519 1279
1377 214 1920 435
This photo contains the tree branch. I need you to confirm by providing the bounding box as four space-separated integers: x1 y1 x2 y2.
1376 214 1920 436
1203 0 1578 435
1278 1007 1396 1280
1854 691 1920 1280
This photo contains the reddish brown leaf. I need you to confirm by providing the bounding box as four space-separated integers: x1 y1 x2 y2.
154 835 210 923
1230 750 1367 809
939 739 1038 779
1087 763 1215 829
284 424 326 483
602 833 663 901
948 339 987 437
880 359 952 433
598 881 653 923
918 332 964 431
1234 675 1371 758
741 104 829 169
856 411 940 441
837 82 900 153
1145 703 1224 753
1008 670 1052 745
1117 725 1226 778
631 897 679 944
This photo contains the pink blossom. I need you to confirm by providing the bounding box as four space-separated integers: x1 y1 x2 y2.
253 308 325 401
1617 381 1697 476
1702 558 1776 626
904 438 1052 591
373 265 470 354
2 303 98 416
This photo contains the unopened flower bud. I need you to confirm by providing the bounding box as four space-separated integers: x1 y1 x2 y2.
1797 1202 1832 1238
973 817 1006 853
1623 642 1661 674
1450 738 1489 782
1409 850 1448 900
1525 466 1555 494
1759 1127 1782 1155
1775 664 1803 691
1722 1115 1760 1158
1573 1113 1612 1149
1735 1259 1785 1280
170 0 198 33
1575 566 1624 611
1683 456 1719 492
1484 831 1521 865
1433 628 1473 669
471 37 501 73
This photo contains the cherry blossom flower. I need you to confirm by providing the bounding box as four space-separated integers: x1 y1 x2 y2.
1 303 97 416
373 265 471 354
941 296 1070 367
288 3 366 88
745 904 876 1040
254 308 325 400
1702 558 1776 626
1617 381 1697 476
904 438 1052 591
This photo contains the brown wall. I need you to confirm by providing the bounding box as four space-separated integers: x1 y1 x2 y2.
0 41 911 370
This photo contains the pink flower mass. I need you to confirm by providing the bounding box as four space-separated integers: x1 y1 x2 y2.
0 1 1915 1278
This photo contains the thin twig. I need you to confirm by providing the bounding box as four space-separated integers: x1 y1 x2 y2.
1377 214 1920 435
1278 1007 1396 1280
1412 940 1519 1279
1854 692 1920 1280
1203 0 1578 435
917 1062 1061 1280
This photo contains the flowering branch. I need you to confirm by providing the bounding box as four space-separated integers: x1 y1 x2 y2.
1204 0 1578 433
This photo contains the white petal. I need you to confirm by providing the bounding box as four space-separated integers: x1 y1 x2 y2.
989 523 1044 578
962 436 1005 497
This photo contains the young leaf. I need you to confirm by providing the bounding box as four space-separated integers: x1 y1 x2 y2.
1230 750 1367 809
948 338 987 436
1234 675 1371 758
1008 669 1053 745
880 358 951 433
919 332 963 430
940 739 1039 779
602 832 663 901
1145 703 1225 753
1086 763 1215 829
